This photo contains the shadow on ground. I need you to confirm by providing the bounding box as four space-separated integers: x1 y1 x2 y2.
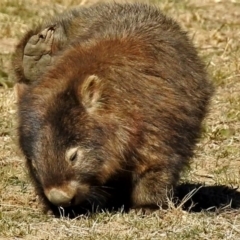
174 183 240 212
48 183 240 218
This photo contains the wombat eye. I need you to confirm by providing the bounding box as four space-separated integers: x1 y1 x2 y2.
66 147 79 162
69 152 77 162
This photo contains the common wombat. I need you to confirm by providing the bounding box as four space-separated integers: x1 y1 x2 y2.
14 3 214 216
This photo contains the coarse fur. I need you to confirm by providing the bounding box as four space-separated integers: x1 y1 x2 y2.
14 3 214 217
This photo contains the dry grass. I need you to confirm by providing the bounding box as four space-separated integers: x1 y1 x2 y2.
0 0 240 239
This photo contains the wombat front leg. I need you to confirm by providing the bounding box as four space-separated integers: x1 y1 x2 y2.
23 26 55 82
131 167 176 212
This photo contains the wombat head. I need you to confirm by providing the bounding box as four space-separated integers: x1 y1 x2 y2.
16 74 139 211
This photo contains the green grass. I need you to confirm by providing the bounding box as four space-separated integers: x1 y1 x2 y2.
1 0 240 239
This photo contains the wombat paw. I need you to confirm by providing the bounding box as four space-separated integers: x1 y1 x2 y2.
24 26 55 57
23 26 56 82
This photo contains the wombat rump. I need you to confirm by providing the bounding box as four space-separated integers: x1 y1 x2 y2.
13 3 214 216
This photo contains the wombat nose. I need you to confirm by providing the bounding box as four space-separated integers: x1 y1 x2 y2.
44 181 78 207
46 188 75 207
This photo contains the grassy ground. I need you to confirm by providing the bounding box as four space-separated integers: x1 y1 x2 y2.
0 0 240 239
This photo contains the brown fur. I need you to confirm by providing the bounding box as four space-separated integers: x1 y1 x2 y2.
14 3 214 217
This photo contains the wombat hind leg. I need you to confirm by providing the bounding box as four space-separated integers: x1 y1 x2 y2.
23 26 55 82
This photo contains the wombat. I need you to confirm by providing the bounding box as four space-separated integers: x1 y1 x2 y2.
14 3 214 216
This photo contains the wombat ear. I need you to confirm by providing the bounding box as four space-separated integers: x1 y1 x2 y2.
14 83 29 102
80 75 103 111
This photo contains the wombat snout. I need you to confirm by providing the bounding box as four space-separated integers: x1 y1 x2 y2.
44 181 80 207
